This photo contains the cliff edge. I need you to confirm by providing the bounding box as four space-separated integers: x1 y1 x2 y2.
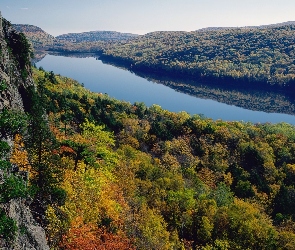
0 13 49 250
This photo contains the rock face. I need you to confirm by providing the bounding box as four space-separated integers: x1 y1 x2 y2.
0 32 25 111
0 199 49 250
0 18 34 111
0 15 49 250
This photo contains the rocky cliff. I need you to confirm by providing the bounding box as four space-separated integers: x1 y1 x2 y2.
0 15 49 250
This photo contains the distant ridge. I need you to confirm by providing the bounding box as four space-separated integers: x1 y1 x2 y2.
13 24 139 51
197 21 295 31
56 30 139 43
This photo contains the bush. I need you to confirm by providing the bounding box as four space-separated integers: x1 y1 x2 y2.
50 187 67 206
0 175 28 202
0 208 17 241
0 80 8 91
0 140 10 158
0 109 27 136
0 160 12 170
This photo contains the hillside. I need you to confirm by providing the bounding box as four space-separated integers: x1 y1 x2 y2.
30 65 295 249
56 30 138 43
16 22 295 89
13 24 138 52
197 21 295 31
35 21 295 89
4 17 295 249
100 24 295 88
13 24 57 49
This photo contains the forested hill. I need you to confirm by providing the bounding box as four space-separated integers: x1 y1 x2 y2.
15 22 295 88
13 24 138 49
13 24 56 49
29 66 295 249
100 24 295 88
56 30 138 42
197 21 295 31
4 14 295 248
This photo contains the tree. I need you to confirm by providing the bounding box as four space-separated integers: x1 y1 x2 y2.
131 205 172 250
214 199 278 249
60 217 135 250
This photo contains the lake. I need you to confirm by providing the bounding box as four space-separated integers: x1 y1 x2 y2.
36 53 295 125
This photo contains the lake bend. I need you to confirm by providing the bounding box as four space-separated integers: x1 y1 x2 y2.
35 53 295 125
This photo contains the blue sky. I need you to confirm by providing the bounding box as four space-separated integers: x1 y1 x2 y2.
0 0 294 36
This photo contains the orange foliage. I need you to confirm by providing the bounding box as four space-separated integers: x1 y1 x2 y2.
10 134 34 177
60 145 76 155
197 167 218 188
61 217 135 250
49 114 67 141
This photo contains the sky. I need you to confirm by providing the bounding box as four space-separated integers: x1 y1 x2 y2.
0 0 295 36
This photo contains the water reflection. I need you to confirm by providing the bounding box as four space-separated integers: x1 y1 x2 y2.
34 51 295 124
132 72 295 116
98 55 295 116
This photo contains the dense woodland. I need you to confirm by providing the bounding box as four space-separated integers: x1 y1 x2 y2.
5 66 293 249
2 19 295 249
100 25 295 88
13 24 56 49
15 22 295 89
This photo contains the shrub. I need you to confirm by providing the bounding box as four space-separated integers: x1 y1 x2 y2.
0 208 17 241
0 140 10 158
0 109 27 136
0 175 28 202
0 160 12 170
0 80 8 91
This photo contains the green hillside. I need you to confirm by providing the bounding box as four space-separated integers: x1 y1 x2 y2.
13 24 56 49
16 22 295 89
100 24 295 88
3 17 295 249
27 66 295 249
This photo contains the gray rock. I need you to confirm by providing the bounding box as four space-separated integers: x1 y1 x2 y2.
0 15 50 250
0 199 49 250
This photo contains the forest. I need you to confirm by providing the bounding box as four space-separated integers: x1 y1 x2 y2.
16 22 295 89
3 66 294 249
41 23 295 90
13 24 56 49
99 24 295 89
2 17 295 249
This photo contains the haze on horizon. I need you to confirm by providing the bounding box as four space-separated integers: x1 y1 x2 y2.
0 0 294 36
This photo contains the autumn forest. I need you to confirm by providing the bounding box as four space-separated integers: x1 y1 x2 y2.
1 16 295 250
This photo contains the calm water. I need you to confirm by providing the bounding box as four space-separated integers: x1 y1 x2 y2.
36 54 295 125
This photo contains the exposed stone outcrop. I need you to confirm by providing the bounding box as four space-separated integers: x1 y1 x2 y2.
0 199 49 250
0 17 33 111
0 13 49 250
